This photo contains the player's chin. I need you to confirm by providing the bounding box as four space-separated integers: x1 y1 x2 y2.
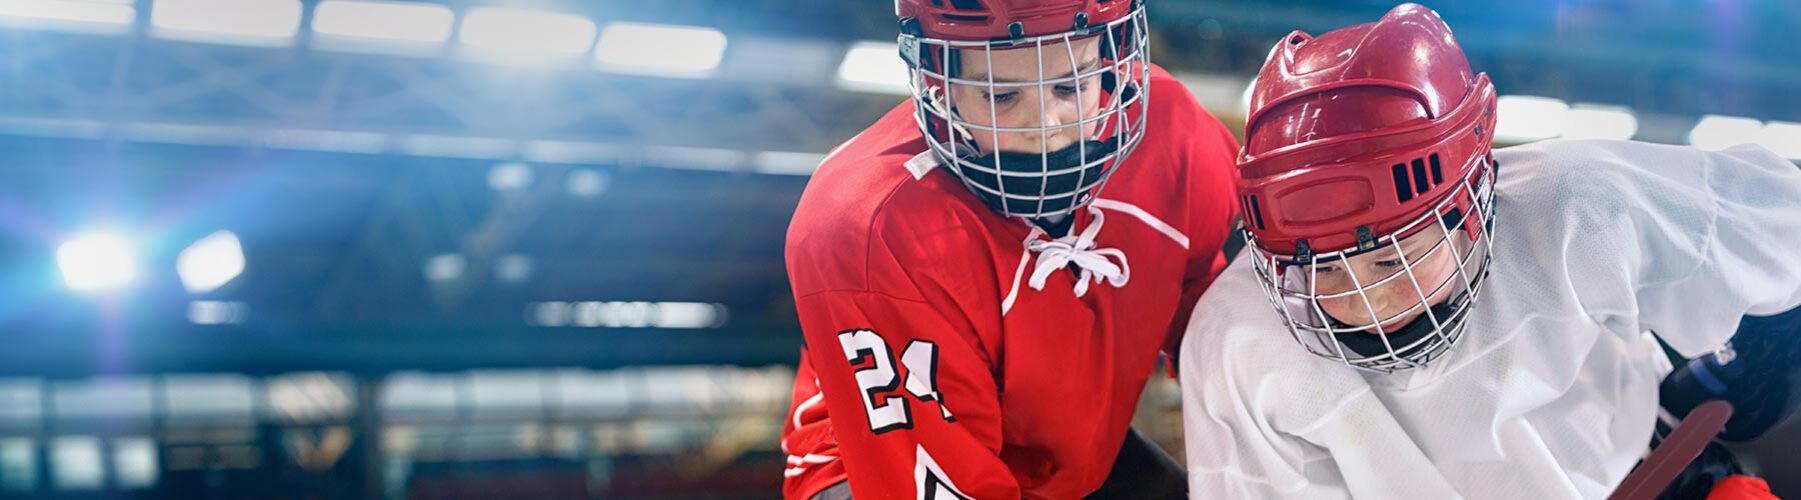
1355 311 1421 335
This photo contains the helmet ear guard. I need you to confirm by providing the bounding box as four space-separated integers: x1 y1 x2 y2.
1099 69 1140 106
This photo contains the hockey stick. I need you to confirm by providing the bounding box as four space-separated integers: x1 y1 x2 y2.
1607 400 1735 500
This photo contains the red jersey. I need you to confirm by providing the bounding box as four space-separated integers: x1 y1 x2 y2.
781 65 1239 499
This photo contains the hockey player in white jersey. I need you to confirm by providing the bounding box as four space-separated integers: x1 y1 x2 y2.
1178 3 1801 499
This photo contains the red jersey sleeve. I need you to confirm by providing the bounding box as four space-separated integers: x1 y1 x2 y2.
1160 83 1244 372
781 289 1013 500
782 348 849 499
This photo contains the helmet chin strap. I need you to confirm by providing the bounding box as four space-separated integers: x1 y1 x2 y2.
1329 295 1466 359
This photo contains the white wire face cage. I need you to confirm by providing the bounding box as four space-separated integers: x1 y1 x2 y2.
1245 155 1499 373
898 5 1151 220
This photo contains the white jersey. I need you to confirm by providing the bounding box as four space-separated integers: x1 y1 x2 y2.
1178 140 1801 499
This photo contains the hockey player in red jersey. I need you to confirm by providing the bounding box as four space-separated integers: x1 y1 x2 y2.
778 0 1241 498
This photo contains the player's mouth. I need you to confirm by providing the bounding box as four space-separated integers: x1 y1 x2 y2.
1367 311 1419 335
950 139 1119 215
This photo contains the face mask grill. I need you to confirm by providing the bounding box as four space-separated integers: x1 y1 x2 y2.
1244 155 1497 373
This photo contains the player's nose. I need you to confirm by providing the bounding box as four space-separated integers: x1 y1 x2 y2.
1012 96 1064 129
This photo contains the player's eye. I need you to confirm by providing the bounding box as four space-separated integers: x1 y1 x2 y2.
1376 259 1404 268
1313 265 1340 274
984 91 1018 103
1059 78 1100 96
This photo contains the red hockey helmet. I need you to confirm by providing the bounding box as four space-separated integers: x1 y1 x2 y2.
895 0 1151 219
896 0 1139 41
1237 3 1500 372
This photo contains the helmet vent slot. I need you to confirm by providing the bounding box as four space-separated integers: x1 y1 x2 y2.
1392 153 1446 203
1391 163 1414 203
1429 153 1444 185
1410 158 1430 194
1241 195 1267 230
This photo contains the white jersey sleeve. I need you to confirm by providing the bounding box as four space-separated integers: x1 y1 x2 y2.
1497 140 1801 356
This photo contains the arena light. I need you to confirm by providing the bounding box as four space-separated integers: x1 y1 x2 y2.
261 128 387 154
565 169 608 198
1687 115 1763 151
529 301 570 327
0 0 134 34
525 140 626 165
652 302 729 329
487 162 533 191
574 301 650 328
458 7 596 56
0 438 34 491
647 146 748 172
150 0 303 46
111 437 158 489
836 41 909 95
57 232 136 292
1494 95 1569 143
753 151 827 176
51 436 103 490
311 0 453 44
1755 121 1801 160
723 36 842 86
423 254 465 283
594 22 727 78
177 230 245 293
1561 104 1638 141
526 301 728 328
397 134 519 160
187 300 249 325
494 254 533 283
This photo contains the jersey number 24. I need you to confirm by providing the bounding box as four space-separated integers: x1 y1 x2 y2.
838 329 956 434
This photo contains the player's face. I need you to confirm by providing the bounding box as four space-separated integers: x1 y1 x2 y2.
948 37 1106 156
1313 225 1469 333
